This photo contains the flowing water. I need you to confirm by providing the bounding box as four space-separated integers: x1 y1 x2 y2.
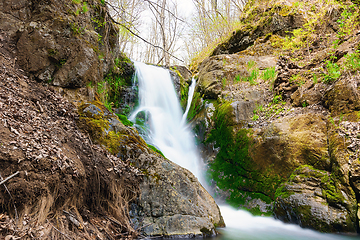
130 62 358 240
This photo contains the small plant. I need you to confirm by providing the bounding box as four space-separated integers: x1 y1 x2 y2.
70 22 84 35
312 73 318 84
72 0 81 4
333 7 359 49
82 2 89 13
222 77 227 89
234 74 241 82
252 114 259 121
100 0 105 5
261 67 277 82
247 60 256 69
344 51 360 72
97 33 103 45
323 60 341 84
272 95 282 104
329 116 336 127
91 16 106 30
253 104 264 114
239 68 259 85
302 101 309 108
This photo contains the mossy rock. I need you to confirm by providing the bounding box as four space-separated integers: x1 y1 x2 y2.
77 100 147 155
274 165 357 233
252 113 330 177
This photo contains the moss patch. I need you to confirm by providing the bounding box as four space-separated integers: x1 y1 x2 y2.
206 101 285 207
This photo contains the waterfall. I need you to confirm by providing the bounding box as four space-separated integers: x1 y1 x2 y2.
129 62 356 240
130 61 201 181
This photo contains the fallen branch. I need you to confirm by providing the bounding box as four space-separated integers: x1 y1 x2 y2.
47 219 73 240
0 171 19 186
0 172 19 222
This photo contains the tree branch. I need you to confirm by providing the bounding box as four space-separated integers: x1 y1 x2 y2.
0 171 19 186
106 10 184 63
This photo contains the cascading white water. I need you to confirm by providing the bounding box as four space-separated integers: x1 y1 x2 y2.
130 62 357 240
130 61 201 181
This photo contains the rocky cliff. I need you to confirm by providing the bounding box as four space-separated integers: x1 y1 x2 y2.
189 0 360 233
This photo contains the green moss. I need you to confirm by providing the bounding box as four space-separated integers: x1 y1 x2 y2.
97 54 135 111
116 114 133 127
275 184 293 199
247 205 272 217
187 91 204 121
206 101 285 207
147 144 165 158
321 174 345 206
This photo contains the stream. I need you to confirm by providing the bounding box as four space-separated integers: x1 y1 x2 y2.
130 62 358 240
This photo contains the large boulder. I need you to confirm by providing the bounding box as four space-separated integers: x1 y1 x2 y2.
77 101 224 238
274 165 357 233
323 77 360 115
197 54 277 100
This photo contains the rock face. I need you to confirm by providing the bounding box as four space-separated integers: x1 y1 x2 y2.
132 154 224 237
77 101 224 238
0 0 120 89
274 166 357 232
190 0 360 233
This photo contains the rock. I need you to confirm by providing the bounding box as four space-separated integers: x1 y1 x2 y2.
197 54 277 100
77 101 224 238
291 82 325 107
252 113 330 175
211 3 304 56
274 166 357 233
0 0 122 91
323 77 360 115
130 154 224 237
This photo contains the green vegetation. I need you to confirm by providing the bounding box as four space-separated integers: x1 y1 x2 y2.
96 55 134 112
222 77 227 89
70 22 85 35
187 91 203 121
82 2 89 13
116 114 133 127
275 165 346 207
323 60 341 84
252 114 259 121
344 51 360 72
251 96 287 121
247 206 272 217
302 100 309 108
252 104 264 121
147 144 165 158
261 67 277 82
180 81 189 110
289 74 305 87
206 101 284 207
